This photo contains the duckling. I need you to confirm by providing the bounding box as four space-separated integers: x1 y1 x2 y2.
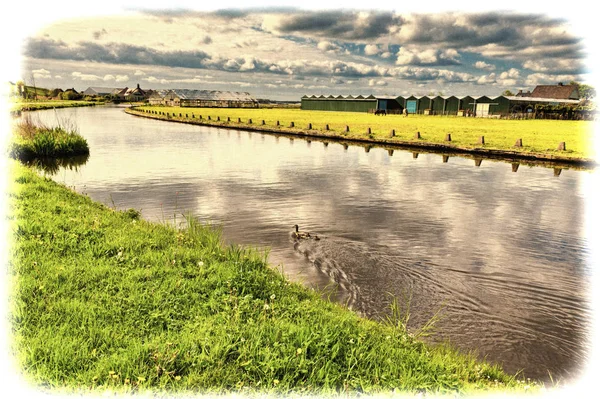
313 235 320 241
292 224 311 239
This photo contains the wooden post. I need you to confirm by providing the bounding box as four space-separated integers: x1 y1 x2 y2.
308 123 312 129
325 124 329 130
276 120 280 126
238 117 242 123
367 127 371 135
208 116 211 120
290 121 294 127
557 142 566 151
514 138 523 147
343 144 349 150
390 129 395 137
192 114 195 118
262 120 265 125
186 114 188 118
227 117 230 122
323 142 328 147
415 131 421 139
199 115 202 119
345 125 350 132
365 146 371 153
445 133 452 141
217 116 220 121
554 168 562 176
248 118 252 124
479 136 485 145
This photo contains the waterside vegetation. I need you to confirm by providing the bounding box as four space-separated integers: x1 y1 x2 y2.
8 162 539 395
130 106 596 163
8 115 89 160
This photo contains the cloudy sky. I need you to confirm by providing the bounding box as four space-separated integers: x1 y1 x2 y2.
7 2 598 100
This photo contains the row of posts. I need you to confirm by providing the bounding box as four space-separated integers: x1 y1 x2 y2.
141 109 567 151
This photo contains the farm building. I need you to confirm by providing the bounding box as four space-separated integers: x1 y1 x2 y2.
519 83 579 100
301 89 584 119
301 95 403 113
82 87 123 97
151 89 259 108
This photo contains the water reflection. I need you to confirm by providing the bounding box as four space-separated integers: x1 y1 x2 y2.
18 154 89 175
31 106 593 384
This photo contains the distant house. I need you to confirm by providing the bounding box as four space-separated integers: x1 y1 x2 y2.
123 84 146 102
517 83 579 100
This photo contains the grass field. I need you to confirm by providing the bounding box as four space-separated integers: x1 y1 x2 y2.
11 100 101 112
137 106 596 160
7 162 539 395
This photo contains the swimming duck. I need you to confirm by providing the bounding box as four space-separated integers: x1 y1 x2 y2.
292 224 311 239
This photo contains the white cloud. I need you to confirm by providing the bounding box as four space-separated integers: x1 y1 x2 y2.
499 68 520 80
32 68 51 79
103 74 115 81
134 70 146 76
364 44 380 56
239 58 256 71
368 79 388 86
396 47 460 66
115 75 129 83
72 71 102 81
475 61 496 71
317 41 340 52
477 73 496 85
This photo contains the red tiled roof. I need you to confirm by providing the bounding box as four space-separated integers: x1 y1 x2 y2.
530 85 579 100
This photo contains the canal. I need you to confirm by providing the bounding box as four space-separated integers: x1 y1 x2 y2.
28 105 594 383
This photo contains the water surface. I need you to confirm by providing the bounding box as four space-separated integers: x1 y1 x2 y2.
30 105 593 383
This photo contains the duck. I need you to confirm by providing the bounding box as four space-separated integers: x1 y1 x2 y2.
292 224 311 239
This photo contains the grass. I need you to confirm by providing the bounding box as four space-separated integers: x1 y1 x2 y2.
8 115 89 160
7 162 541 395
134 106 596 160
11 99 101 112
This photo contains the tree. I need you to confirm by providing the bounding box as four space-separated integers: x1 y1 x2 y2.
569 81 596 100
502 90 515 96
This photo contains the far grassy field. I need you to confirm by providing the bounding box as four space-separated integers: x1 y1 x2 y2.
8 162 539 395
136 106 596 160
11 100 101 112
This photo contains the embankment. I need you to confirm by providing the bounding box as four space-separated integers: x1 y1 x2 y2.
8 161 537 395
125 107 596 169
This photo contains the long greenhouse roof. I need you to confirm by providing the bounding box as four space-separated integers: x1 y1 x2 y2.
169 89 257 102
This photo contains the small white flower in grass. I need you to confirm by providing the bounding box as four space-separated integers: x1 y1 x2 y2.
264 304 270 310
296 348 302 355
198 261 204 267
349 338 354 344
270 294 276 300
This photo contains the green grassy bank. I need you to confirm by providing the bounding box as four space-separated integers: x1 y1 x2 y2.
7 162 539 395
11 100 101 112
8 117 89 160
131 106 596 163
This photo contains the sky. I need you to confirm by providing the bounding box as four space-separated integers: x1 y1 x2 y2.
5 1 598 101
